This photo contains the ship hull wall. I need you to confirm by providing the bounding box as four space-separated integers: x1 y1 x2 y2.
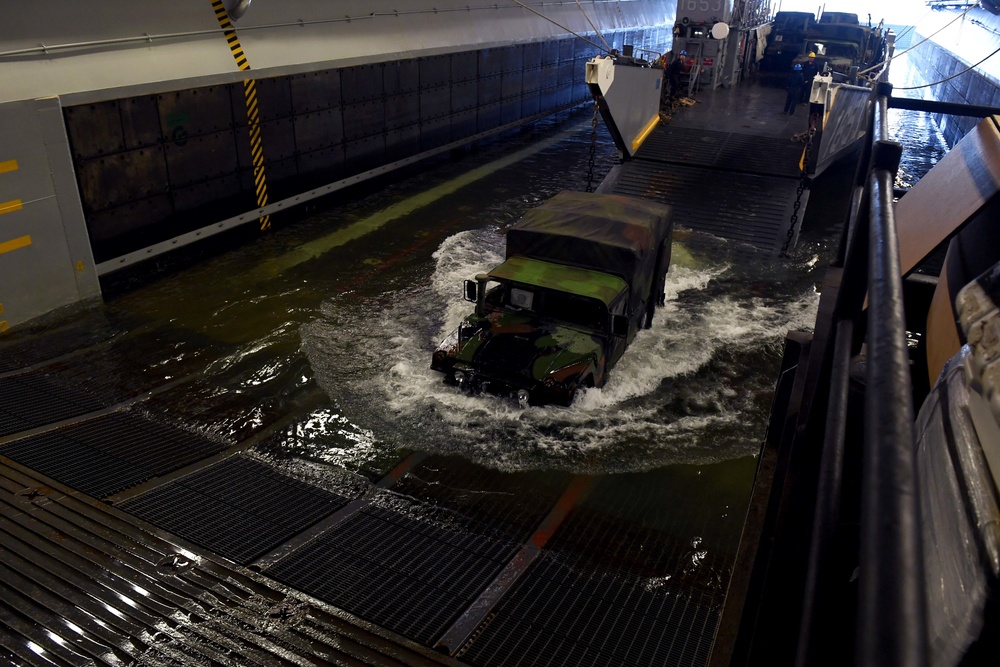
0 1 675 330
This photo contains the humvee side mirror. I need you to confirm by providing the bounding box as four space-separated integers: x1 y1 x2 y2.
612 315 629 337
464 279 478 302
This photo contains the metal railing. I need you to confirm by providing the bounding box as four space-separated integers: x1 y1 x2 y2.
794 80 928 666
795 81 1000 665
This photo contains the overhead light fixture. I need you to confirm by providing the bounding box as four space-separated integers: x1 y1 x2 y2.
227 0 252 20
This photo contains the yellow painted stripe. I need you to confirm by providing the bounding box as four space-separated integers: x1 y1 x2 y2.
210 0 270 232
0 159 18 174
0 235 32 255
631 114 661 153
0 199 23 216
253 125 581 277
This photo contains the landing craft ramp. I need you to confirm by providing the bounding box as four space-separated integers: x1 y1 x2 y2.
598 83 814 256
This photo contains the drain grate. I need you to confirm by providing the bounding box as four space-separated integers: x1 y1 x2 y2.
0 374 107 437
121 456 349 565
266 501 519 646
1 411 226 498
460 555 718 667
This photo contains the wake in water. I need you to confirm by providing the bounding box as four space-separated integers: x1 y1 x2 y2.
301 227 821 474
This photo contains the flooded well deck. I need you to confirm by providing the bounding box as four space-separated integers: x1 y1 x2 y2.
0 81 820 667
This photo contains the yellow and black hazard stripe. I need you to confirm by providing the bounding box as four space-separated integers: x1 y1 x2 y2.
211 0 271 231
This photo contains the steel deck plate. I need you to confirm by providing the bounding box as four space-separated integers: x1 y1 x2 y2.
634 126 805 179
121 456 351 564
606 160 801 255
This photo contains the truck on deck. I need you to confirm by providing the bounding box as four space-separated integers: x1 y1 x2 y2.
431 191 672 407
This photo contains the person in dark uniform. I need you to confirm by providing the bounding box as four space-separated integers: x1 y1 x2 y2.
784 63 804 115
667 50 685 98
800 51 818 102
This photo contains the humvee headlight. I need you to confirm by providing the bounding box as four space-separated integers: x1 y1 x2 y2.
517 389 530 408
454 371 467 386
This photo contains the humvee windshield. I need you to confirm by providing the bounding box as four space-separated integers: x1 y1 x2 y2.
483 280 610 331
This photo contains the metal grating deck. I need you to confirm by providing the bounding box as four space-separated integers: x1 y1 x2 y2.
452 469 747 666
0 456 453 666
1 410 227 499
0 373 107 437
391 457 569 543
601 123 807 255
266 500 521 646
121 455 351 564
459 554 718 667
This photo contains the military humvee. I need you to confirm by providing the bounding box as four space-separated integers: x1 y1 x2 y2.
431 191 673 407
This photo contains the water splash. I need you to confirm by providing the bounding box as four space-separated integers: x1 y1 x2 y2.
301 227 821 474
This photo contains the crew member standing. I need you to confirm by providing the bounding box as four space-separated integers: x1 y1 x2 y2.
800 51 818 103
784 63 804 115
668 50 685 98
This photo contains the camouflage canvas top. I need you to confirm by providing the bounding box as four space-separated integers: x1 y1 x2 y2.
487 256 628 306
505 191 672 307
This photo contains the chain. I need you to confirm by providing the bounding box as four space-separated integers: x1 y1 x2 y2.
586 95 600 193
780 112 818 258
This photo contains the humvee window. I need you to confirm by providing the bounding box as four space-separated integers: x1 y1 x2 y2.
483 281 507 309
542 291 608 331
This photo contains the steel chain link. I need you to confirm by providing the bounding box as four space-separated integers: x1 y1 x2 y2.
780 112 818 257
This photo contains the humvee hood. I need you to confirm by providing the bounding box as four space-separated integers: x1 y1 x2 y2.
464 315 601 381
